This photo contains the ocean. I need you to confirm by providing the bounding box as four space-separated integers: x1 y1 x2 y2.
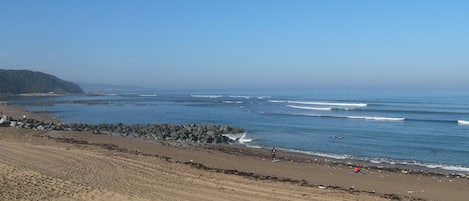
5 89 469 172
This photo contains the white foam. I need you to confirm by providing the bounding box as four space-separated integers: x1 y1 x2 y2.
229 95 251 99
369 158 399 165
280 148 352 160
287 101 367 107
346 116 405 121
286 105 332 111
389 160 469 172
246 145 262 149
268 100 287 103
238 133 253 143
222 101 243 104
222 133 253 144
257 96 272 99
139 94 157 97
457 120 469 125
369 158 469 172
233 144 469 173
191 94 223 98
223 134 238 141
274 112 406 122
433 165 469 172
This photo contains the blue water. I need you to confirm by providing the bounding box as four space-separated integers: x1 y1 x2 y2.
5 89 469 172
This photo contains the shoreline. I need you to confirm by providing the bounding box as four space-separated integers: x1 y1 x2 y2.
1 104 468 200
254 146 469 175
3 127 468 201
3 96 468 176
3 101 468 175
0 127 393 201
0 103 62 123
206 143 469 179
2 102 468 176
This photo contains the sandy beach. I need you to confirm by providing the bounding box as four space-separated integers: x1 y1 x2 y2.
1 105 468 201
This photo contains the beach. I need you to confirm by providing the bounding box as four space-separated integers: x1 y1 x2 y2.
1 105 468 201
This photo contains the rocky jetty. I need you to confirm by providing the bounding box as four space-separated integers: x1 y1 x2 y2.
3 117 245 144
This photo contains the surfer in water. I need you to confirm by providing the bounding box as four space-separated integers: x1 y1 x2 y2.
271 147 277 161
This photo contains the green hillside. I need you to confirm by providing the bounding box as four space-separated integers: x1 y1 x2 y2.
0 69 84 94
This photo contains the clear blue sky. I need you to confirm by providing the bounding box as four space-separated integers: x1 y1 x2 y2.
1 0 468 90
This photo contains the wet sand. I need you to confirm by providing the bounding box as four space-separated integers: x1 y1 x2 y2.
1 105 468 201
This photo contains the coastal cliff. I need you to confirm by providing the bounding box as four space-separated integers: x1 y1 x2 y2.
0 69 83 95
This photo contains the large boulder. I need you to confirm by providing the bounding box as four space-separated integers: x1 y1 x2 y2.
0 117 10 127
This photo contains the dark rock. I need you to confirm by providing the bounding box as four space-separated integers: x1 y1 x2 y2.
9 117 243 144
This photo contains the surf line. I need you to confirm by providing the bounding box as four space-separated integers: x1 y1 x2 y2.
286 105 332 111
458 120 469 125
346 116 405 121
287 101 367 107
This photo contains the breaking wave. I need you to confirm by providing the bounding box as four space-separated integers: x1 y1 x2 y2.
223 133 253 144
287 101 367 107
229 95 251 99
280 148 352 160
265 112 406 122
458 120 469 125
369 158 469 173
286 105 332 111
228 95 271 99
139 94 157 97
222 101 243 104
191 94 223 98
257 96 272 99
346 116 406 121
268 100 287 103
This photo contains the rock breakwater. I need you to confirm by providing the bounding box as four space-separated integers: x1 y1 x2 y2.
2 117 245 144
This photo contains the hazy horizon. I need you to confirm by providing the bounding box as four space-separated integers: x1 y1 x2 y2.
1 0 468 91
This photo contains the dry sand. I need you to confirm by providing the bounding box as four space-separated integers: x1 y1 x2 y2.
1 105 468 201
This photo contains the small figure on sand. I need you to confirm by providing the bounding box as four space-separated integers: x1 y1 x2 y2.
353 166 361 173
271 147 277 161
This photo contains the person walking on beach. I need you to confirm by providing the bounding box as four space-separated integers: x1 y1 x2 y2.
271 147 277 161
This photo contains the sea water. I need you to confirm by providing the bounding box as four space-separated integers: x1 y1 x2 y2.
5 89 469 172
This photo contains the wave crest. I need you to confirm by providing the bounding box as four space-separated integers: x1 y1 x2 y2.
229 95 251 99
346 116 405 121
286 105 332 111
191 94 223 98
458 120 469 125
222 101 243 104
268 100 286 103
287 101 367 107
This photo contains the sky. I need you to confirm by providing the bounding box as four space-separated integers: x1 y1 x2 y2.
1 0 468 90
